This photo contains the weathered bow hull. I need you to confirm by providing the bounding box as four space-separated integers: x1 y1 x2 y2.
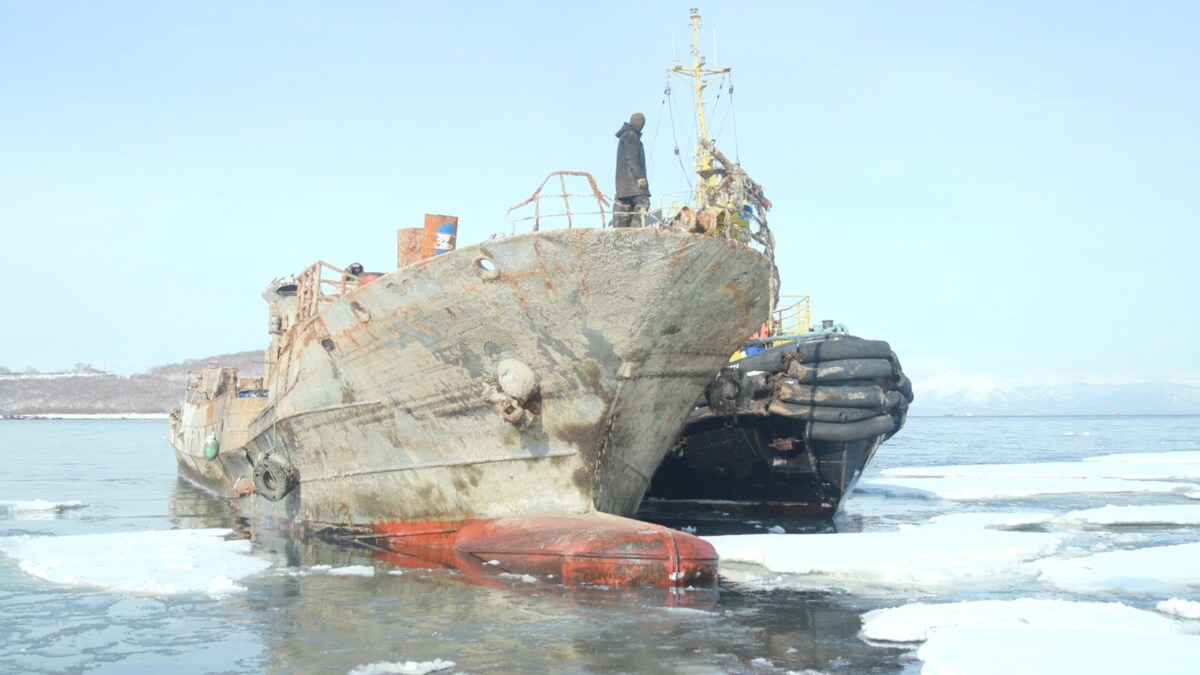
171 228 771 539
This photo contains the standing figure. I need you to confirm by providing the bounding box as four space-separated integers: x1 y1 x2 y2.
614 113 650 228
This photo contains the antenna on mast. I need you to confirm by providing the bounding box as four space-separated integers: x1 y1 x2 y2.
665 8 731 206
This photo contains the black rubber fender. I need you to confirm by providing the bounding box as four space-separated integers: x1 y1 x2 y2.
766 401 884 423
778 381 886 408
253 454 299 502
885 390 904 410
786 358 896 383
885 401 909 440
791 337 893 364
808 414 896 442
895 372 914 403
705 368 752 415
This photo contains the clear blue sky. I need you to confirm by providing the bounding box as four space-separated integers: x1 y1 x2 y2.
2 1 1197 384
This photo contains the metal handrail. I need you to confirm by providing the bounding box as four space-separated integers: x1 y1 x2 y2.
505 171 612 235
295 260 352 321
772 294 812 337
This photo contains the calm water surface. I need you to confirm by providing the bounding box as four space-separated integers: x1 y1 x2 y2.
1 416 1198 673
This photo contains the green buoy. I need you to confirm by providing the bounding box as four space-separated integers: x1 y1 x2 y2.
203 435 219 461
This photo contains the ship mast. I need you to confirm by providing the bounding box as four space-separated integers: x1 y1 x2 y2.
666 8 730 206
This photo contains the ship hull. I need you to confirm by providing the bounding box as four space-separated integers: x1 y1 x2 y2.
170 227 772 534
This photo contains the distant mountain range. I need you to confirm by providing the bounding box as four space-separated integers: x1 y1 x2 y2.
3 355 1198 417
912 371 1200 416
0 351 264 416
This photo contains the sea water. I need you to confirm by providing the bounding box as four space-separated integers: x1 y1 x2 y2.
1 416 1199 674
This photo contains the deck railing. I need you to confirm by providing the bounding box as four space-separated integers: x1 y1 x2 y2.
504 171 612 235
294 260 355 321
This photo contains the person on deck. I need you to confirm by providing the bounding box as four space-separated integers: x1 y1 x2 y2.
343 262 364 290
614 113 650 228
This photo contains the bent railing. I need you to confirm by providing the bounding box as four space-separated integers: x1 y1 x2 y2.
505 171 612 235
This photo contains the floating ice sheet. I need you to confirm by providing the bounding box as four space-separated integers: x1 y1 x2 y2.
0 500 88 518
1036 541 1200 594
861 451 1200 501
918 626 1200 674
328 565 376 577
1060 504 1200 527
705 512 1063 592
863 597 1200 673
1086 451 1200 465
860 598 1185 643
277 564 377 578
1158 598 1200 620
0 528 271 597
881 458 1200 481
348 659 456 675
859 474 1195 500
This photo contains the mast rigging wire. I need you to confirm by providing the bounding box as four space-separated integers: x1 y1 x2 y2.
664 78 694 192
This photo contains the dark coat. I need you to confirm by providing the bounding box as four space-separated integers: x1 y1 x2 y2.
614 122 649 199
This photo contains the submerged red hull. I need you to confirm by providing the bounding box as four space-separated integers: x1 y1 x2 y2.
373 512 717 588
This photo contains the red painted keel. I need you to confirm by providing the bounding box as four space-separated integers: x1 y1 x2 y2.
374 512 717 588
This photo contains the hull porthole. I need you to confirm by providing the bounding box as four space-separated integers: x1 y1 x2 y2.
473 256 500 280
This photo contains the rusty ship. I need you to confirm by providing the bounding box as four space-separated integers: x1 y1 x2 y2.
168 167 775 587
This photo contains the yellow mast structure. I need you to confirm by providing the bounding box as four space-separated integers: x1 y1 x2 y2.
666 8 730 206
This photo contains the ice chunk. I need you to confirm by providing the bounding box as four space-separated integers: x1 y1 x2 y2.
348 659 455 675
705 513 1063 591
327 565 376 577
0 500 88 519
861 598 1184 644
917 626 1200 675
1061 504 1200 527
0 528 271 597
1036 541 1200 594
1158 598 1200 620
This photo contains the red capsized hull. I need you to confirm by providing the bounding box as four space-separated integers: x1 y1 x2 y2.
374 512 717 588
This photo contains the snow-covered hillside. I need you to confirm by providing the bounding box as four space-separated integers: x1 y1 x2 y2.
914 372 1200 416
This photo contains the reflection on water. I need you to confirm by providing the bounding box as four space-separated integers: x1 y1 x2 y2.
162 478 905 673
